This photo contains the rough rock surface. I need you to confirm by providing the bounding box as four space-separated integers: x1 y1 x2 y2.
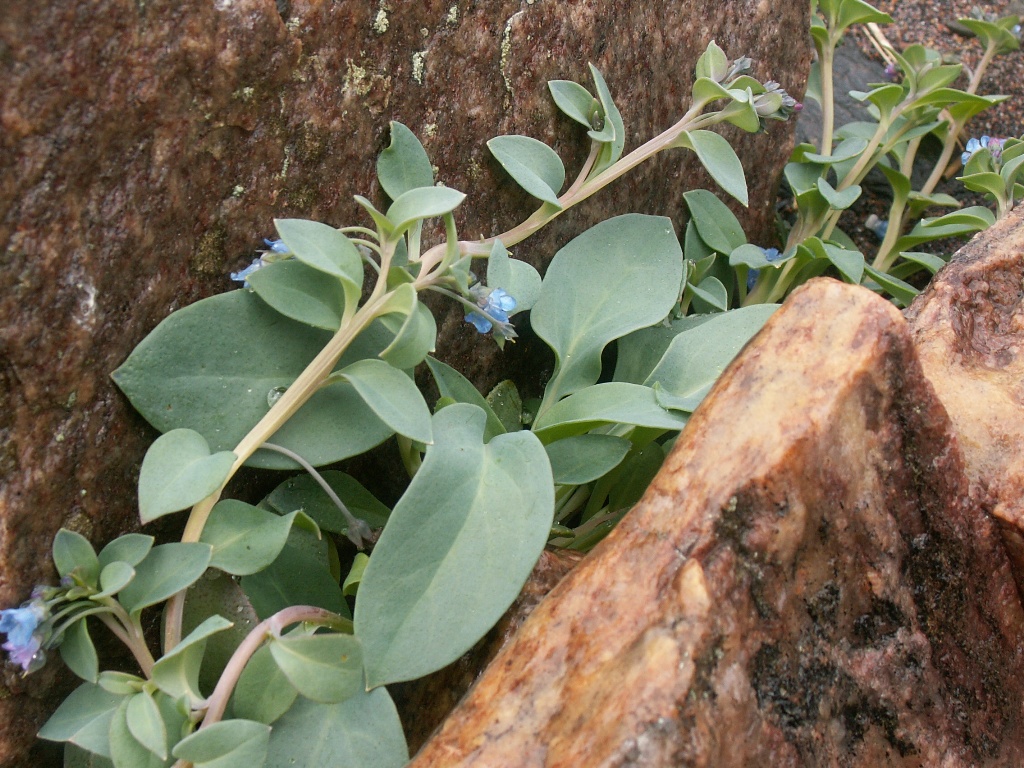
904 206 1024 585
409 278 1024 767
1 1 809 762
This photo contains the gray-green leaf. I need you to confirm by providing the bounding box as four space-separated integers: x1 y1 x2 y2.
269 634 364 704
118 543 213 616
355 404 553 687
377 121 434 200
138 430 236 523
531 215 684 406
172 720 270 768
487 135 565 207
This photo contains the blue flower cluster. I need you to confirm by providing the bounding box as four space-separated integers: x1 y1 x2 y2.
962 135 1005 166
466 287 517 339
0 599 49 672
746 247 782 291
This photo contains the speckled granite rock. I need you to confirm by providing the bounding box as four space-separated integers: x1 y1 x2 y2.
1 0 808 761
408 279 1024 767
905 205 1024 589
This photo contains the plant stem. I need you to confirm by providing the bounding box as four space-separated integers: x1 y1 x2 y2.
819 41 836 156
197 606 348 730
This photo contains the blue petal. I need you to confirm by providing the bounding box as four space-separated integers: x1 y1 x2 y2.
466 311 493 334
489 288 517 312
263 238 290 254
763 248 782 263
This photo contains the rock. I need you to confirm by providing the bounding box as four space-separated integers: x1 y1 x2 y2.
1 0 809 761
905 205 1024 589
408 279 1024 766
391 548 584 754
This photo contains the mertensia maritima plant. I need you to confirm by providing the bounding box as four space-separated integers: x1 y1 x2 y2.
5 2 1022 764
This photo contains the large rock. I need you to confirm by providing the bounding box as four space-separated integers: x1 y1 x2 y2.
905 206 1024 584
1 0 808 761
408 278 1024 766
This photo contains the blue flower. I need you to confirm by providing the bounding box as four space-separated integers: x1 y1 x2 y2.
1 600 48 672
466 287 517 339
263 238 290 254
865 214 888 240
883 62 900 81
962 135 1004 166
230 257 266 287
745 249 781 291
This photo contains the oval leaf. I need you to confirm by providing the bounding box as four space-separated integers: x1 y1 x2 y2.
487 135 565 206
544 434 631 486
248 260 347 331
274 219 363 291
59 619 99 684
531 215 684 404
355 404 553 687
685 129 748 205
264 689 407 767
111 290 394 470
232 644 298 725
336 359 433 444
377 121 434 200
532 382 689 442
54 529 100 586
172 719 270 768
98 534 153 570
548 79 596 127
385 186 466 234
269 634 364 704
138 429 236 523
201 501 313 577
118 543 213 616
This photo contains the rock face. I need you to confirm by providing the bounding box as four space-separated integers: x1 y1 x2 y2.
905 206 1024 584
409 278 1024 766
1 0 809 762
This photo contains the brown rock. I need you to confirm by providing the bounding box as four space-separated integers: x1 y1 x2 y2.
904 206 1024 585
409 279 1024 767
2 0 808 761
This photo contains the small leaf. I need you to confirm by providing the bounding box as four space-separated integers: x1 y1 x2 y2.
385 186 466 234
689 276 728 313
588 65 625 175
377 121 434 200
548 80 596 127
108 698 165 768
335 359 433 444
247 260 347 331
342 553 369 597
98 535 153 570
172 720 270 768
544 434 631 485
138 429 236 523
531 382 689 443
486 380 523 433
264 689 407 767
201 500 316 576
642 304 779 406
232 644 298 725
683 190 746 254
824 244 865 285
38 683 125 758
863 265 919 307
240 528 348 621
118 543 213 616
95 562 136 598
269 634 364 704
125 691 167 760
425 357 506 441
487 135 565 207
60 619 99 683
683 130 748 205
355 404 553 687
801 137 869 164
274 219 364 291
816 178 862 210
486 240 542 315
53 529 100 587
151 615 234 701
378 285 437 370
